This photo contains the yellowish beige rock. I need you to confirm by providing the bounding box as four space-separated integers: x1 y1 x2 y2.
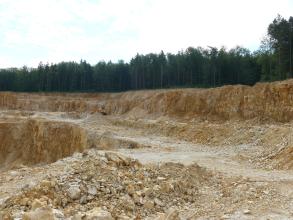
164 209 180 220
0 211 12 220
85 207 114 220
22 207 54 220
31 199 46 211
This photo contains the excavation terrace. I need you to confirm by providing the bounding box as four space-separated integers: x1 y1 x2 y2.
0 80 292 219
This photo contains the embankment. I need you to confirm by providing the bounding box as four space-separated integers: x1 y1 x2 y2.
1 80 293 122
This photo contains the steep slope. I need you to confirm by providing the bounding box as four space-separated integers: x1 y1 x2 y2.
1 79 293 122
0 118 87 168
0 81 293 219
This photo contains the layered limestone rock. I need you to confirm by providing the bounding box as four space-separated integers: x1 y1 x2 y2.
2 80 293 122
0 118 87 168
102 80 293 122
0 92 17 110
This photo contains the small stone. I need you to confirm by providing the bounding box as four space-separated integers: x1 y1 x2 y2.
243 209 251 215
116 214 131 220
40 196 50 203
105 152 122 165
87 185 98 196
154 198 164 207
40 180 54 188
143 187 152 197
52 209 64 219
136 190 142 196
53 196 62 206
0 211 12 220
153 185 161 191
121 195 135 211
20 197 30 206
144 200 154 209
115 154 131 166
220 214 230 219
67 186 81 200
80 195 87 204
22 207 54 220
72 213 85 220
263 190 269 195
61 198 68 208
85 207 114 220
165 208 180 220
126 184 135 196
160 182 173 193
132 193 143 205
31 199 46 210
87 195 95 201
153 213 166 220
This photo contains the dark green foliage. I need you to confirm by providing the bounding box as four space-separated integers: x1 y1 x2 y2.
0 47 260 92
0 15 292 92
256 15 293 80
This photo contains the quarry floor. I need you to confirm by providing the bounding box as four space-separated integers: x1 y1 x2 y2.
0 110 292 219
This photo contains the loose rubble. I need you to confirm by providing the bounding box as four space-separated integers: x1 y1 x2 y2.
1 149 291 219
1 81 293 219
1 151 214 219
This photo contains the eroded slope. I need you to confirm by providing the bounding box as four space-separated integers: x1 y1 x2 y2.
0 80 293 219
0 117 87 169
2 79 293 122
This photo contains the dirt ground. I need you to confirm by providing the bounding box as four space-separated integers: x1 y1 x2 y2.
0 81 293 219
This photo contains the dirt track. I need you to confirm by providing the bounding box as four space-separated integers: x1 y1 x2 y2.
0 80 293 219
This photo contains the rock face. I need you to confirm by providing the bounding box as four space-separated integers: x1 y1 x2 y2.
0 92 17 110
102 80 293 122
0 118 87 168
2 80 293 122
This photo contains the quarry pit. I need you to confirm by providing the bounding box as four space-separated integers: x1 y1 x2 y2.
0 80 293 219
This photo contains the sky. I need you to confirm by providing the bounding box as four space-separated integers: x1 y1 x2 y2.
0 0 292 68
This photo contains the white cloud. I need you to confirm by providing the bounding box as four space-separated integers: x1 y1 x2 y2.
0 0 292 67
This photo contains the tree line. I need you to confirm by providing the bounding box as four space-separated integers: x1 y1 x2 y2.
0 15 292 92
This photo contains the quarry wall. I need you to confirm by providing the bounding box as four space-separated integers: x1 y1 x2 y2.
1 80 293 122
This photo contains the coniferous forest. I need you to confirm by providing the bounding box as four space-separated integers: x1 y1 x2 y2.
0 15 292 92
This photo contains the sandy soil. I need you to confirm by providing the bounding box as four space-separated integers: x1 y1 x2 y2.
1 81 293 219
0 110 292 219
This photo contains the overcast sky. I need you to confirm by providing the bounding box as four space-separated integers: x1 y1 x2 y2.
0 0 292 68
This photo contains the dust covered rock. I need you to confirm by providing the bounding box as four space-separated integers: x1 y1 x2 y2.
1 151 212 219
22 207 55 220
0 80 293 219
